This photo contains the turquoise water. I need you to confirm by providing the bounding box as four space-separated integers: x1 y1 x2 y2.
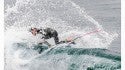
5 43 120 70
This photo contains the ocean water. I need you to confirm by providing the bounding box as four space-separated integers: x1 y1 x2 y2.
4 0 121 70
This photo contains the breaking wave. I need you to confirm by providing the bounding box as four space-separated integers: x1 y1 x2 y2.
4 0 120 70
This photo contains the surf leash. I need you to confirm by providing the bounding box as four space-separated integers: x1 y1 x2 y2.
71 29 102 41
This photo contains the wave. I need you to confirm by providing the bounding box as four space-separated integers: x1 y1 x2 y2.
7 43 120 70
4 0 120 70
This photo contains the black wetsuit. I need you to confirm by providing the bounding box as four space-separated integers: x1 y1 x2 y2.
37 28 59 44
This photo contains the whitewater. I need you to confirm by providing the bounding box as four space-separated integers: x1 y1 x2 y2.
4 0 121 70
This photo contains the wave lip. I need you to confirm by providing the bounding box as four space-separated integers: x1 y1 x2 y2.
30 45 121 70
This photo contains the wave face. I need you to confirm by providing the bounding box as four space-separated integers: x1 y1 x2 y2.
4 0 120 70
5 43 121 70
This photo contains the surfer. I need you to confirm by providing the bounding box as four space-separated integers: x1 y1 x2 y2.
30 27 59 47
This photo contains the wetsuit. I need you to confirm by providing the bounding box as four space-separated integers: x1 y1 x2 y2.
37 28 59 44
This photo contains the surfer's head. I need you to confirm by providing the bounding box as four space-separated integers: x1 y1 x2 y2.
30 27 38 36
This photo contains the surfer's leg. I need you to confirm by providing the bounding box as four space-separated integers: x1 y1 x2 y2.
54 36 59 44
53 31 59 44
